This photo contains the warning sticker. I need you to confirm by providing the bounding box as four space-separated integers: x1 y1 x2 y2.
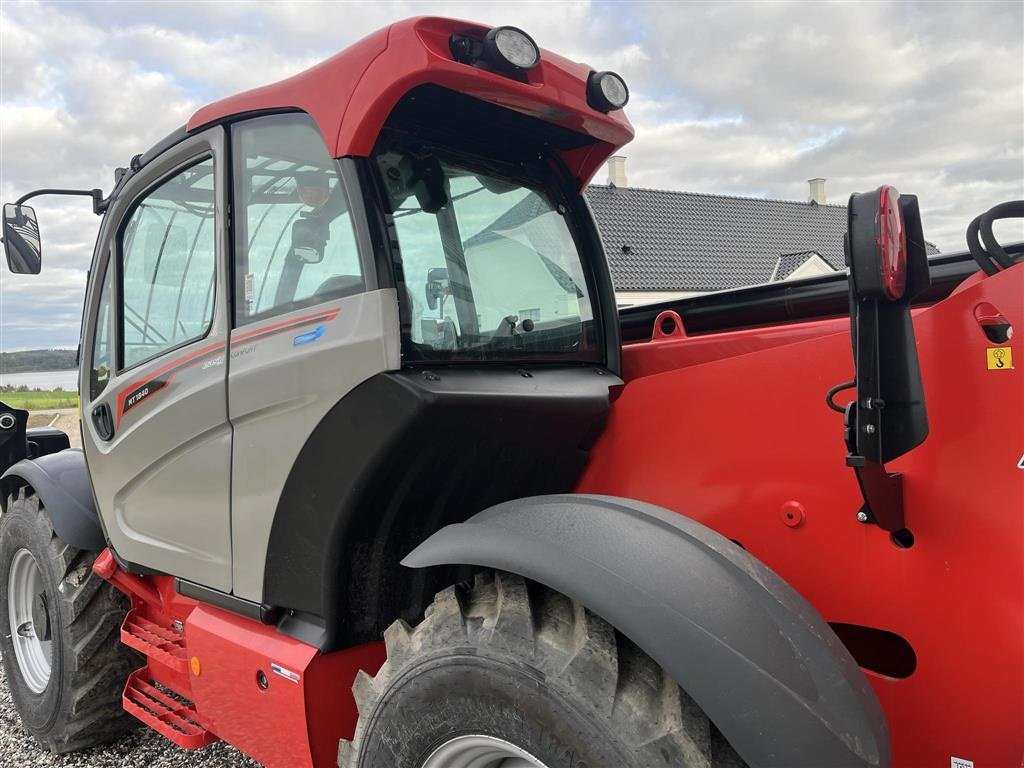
986 347 1013 370
244 272 255 302
951 757 973 768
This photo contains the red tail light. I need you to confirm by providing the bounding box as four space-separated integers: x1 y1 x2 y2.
877 185 907 300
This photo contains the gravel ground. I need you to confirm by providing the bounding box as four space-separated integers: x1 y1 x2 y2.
0 663 260 768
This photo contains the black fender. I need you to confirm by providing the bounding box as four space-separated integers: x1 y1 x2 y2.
0 449 106 551
403 494 889 768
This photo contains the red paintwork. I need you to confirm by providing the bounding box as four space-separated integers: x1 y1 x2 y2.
623 312 853 380
187 606 384 768
187 17 634 188
94 554 385 767
578 263 1024 767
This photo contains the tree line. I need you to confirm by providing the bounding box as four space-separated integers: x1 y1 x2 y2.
0 349 77 373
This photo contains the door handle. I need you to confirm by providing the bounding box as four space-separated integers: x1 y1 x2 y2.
92 403 115 441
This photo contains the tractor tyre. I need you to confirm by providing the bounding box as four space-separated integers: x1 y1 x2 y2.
0 488 139 753
340 571 746 768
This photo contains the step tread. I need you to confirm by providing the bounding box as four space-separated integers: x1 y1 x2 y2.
121 612 189 673
123 669 217 750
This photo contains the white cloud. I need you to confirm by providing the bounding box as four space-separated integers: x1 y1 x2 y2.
0 0 1021 352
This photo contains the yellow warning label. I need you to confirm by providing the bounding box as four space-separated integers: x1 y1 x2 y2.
986 347 1014 370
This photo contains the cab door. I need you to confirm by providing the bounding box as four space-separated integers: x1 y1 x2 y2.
81 128 233 591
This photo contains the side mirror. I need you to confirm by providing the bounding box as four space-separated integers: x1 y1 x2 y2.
3 203 42 274
425 267 450 311
291 217 327 265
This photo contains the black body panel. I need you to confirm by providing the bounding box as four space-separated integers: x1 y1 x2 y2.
26 427 72 459
0 449 105 551
264 366 619 650
405 494 890 768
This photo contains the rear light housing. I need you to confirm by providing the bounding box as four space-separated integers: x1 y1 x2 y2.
877 185 907 300
847 184 926 302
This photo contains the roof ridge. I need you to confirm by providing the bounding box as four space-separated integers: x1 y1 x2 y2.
588 183 849 209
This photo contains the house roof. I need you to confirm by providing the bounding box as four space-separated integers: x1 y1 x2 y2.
584 184 939 292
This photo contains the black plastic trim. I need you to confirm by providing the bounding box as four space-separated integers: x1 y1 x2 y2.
175 578 280 624
0 450 105 551
264 366 619 650
404 494 890 768
26 427 71 459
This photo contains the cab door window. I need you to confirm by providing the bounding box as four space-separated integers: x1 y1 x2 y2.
232 114 363 325
119 158 216 370
90 262 113 400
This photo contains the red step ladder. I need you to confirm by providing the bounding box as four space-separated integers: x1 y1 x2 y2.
119 609 218 750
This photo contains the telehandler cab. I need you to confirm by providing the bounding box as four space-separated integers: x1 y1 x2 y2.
1 16 1022 768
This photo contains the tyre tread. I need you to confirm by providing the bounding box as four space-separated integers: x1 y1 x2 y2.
340 571 746 767
2 491 138 754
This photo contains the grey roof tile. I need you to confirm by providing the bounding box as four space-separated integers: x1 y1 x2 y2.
584 184 939 292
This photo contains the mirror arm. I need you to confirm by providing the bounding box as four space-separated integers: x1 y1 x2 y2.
15 188 107 215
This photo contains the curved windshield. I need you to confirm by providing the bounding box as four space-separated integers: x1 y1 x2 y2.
376 149 598 363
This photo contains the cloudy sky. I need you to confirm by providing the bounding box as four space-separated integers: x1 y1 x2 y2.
1 0 1022 352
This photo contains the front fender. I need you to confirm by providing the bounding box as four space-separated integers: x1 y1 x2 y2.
1 449 105 551
403 494 889 768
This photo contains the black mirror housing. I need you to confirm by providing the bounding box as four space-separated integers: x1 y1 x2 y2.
291 217 327 265
425 267 450 311
3 203 42 274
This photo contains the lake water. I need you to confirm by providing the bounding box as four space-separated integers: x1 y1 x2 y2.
0 369 79 391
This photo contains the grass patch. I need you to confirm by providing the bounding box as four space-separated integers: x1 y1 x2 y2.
1 389 80 411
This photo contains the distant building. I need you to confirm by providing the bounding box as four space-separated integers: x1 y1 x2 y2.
586 158 939 307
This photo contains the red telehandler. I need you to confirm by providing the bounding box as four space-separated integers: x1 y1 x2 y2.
1 16 1021 768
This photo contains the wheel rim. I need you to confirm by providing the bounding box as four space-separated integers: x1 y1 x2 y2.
421 735 551 768
7 548 52 693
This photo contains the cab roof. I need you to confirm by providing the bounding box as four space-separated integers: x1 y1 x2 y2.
186 17 633 187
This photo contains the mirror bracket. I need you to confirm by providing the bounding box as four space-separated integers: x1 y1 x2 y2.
15 188 107 215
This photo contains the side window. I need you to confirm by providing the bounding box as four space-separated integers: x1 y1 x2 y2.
89 263 113 401
232 114 363 325
119 158 216 370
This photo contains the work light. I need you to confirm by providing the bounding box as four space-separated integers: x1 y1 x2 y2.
484 26 540 71
587 71 630 112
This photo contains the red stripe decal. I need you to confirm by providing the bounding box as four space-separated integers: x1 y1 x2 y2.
115 341 225 427
113 308 339 428
232 309 339 343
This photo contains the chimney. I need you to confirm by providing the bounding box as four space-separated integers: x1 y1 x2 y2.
808 177 826 205
607 155 628 187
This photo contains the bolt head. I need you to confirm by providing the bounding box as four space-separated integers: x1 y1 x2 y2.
856 511 869 523
864 424 877 434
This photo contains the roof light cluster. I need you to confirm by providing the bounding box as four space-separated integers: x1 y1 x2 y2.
450 26 629 113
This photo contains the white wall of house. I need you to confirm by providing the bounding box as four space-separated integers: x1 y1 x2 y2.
784 253 835 280
614 290 702 308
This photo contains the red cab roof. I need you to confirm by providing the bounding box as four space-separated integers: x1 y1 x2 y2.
187 17 634 187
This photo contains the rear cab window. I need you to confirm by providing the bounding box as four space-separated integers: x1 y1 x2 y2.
375 142 598 364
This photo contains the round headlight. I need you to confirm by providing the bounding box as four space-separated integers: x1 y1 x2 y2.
484 26 540 71
587 71 630 112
